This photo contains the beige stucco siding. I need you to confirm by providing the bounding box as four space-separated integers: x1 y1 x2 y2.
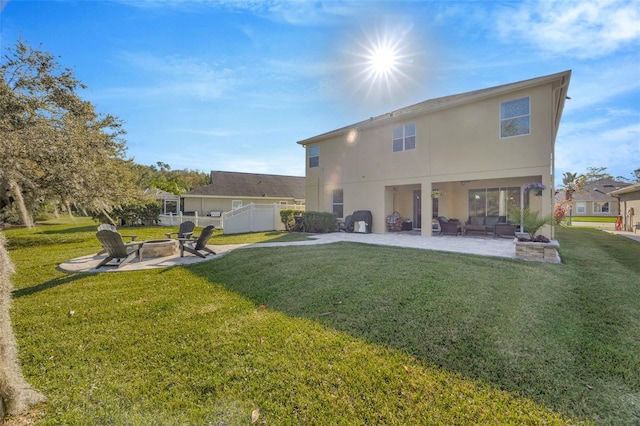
305 89 553 213
429 86 553 177
301 72 570 237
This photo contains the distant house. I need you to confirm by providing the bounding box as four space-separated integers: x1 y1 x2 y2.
556 178 630 217
610 182 640 232
145 188 180 215
181 171 305 216
297 71 571 238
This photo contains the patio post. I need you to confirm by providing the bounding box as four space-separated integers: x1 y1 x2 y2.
520 186 524 234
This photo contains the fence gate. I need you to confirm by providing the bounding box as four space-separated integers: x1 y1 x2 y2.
223 203 304 234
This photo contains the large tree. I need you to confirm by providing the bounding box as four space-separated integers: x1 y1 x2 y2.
583 166 613 183
0 40 138 227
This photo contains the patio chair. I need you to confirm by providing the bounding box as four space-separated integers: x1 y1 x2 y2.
339 215 353 232
96 224 138 254
165 220 195 239
97 223 138 241
437 216 462 236
178 225 216 258
95 229 145 269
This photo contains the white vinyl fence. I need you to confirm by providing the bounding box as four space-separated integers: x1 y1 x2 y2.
223 203 305 235
158 204 304 234
158 212 221 228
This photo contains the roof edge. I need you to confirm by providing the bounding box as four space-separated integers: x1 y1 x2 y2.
297 70 572 146
610 182 640 196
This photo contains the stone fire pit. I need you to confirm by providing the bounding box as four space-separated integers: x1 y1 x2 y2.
142 239 178 258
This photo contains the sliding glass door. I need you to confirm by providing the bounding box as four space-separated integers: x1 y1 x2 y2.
468 187 523 219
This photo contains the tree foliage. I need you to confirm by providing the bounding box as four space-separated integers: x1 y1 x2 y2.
132 162 209 195
0 39 142 227
582 166 613 183
561 171 586 202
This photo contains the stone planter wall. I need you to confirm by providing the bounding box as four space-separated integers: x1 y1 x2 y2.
515 239 561 263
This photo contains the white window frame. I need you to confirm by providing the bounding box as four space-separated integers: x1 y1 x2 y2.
593 202 610 214
232 200 243 210
308 145 319 168
500 96 530 138
392 123 416 152
575 202 586 214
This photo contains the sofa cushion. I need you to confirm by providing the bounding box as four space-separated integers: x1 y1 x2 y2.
470 216 484 226
485 216 500 226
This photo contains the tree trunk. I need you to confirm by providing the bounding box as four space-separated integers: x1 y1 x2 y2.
101 208 117 226
65 201 73 218
8 181 33 229
0 233 45 418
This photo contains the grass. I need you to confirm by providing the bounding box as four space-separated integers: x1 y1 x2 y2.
565 216 617 223
3 218 640 424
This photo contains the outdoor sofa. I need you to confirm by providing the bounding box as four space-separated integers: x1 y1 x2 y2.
465 215 508 236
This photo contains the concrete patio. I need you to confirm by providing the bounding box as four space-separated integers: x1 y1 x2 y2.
64 225 640 274
58 232 520 274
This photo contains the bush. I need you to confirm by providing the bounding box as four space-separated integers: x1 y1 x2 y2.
280 209 303 232
301 211 337 233
554 203 567 225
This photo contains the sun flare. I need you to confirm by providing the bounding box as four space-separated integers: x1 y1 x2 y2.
368 44 398 76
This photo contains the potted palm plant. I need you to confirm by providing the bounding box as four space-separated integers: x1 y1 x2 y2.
509 208 560 262
509 208 553 242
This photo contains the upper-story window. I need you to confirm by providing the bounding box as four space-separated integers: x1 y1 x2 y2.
308 145 319 168
392 123 416 152
500 96 530 138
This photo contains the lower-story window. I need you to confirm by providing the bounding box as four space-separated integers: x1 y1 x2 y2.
593 202 609 214
576 202 586 214
332 189 344 218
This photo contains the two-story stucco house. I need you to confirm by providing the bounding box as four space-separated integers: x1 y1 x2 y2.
297 71 571 238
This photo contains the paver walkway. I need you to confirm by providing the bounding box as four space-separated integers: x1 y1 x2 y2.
59 232 520 274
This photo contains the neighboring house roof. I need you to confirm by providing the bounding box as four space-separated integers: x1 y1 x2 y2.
557 178 631 202
297 70 571 146
183 171 305 199
610 182 640 196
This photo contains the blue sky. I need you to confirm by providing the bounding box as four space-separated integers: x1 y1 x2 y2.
2 0 639 186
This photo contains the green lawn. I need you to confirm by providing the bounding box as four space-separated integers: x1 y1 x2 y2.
4 218 640 424
565 216 617 223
